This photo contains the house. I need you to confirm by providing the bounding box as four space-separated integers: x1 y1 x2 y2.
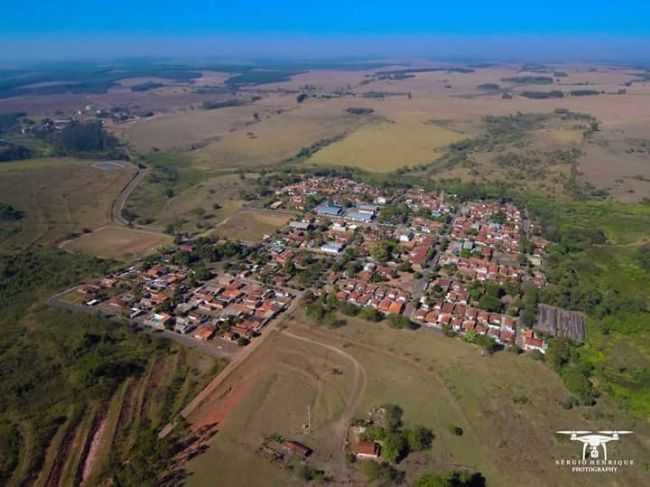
282 441 312 459
174 321 196 335
522 329 547 354
193 325 216 341
355 440 381 460
144 312 172 330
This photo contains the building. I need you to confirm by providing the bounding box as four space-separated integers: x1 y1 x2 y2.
289 220 312 231
320 242 345 255
522 329 547 354
314 201 344 217
355 440 381 460
282 440 312 459
344 209 373 223
193 325 216 341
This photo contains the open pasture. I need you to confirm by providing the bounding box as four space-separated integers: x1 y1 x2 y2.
0 158 135 251
192 99 370 170
213 209 293 242
61 225 172 261
185 313 650 486
308 113 465 172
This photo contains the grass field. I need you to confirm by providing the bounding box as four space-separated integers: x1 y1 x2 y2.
213 209 294 242
126 162 252 233
193 101 368 170
62 225 172 261
185 312 650 486
308 117 465 173
0 158 136 252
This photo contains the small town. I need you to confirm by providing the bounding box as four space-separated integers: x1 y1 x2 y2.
58 175 567 357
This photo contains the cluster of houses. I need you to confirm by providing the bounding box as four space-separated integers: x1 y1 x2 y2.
75 262 293 346
271 176 390 211
266 179 555 353
334 279 410 315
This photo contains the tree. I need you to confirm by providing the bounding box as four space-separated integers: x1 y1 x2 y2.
545 337 571 371
359 461 403 484
382 432 409 463
359 307 383 322
382 404 403 432
416 471 487 487
406 425 434 451
478 294 502 313
388 314 416 330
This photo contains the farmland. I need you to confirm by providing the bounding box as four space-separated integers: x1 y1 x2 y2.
0 158 136 252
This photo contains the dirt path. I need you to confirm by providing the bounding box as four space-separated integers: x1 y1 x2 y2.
293 323 482 452
159 295 304 438
281 329 367 482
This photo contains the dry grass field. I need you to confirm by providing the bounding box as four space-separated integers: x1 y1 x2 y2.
0 158 136 251
193 100 369 170
126 171 250 233
308 114 465 172
185 314 650 487
61 225 172 261
213 209 294 242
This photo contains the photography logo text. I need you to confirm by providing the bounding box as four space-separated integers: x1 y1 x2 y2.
555 430 635 473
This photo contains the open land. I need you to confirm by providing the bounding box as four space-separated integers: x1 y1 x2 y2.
3 60 650 487
61 225 172 261
0 158 136 251
185 314 650 487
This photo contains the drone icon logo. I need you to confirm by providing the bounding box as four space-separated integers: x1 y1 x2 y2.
556 430 633 461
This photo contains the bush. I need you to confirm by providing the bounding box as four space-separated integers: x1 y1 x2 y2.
450 425 464 436
359 307 383 322
359 461 403 484
388 314 417 330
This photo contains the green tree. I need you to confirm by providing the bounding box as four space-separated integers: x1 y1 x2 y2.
382 432 409 463
406 425 434 451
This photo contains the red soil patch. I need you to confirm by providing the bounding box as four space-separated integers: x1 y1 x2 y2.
190 379 254 431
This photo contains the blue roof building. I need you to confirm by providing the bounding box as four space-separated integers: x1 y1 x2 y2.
314 201 344 217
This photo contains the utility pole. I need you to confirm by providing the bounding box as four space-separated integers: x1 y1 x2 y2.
304 405 312 435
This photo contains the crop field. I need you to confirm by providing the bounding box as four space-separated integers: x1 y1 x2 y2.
213 209 294 242
308 115 465 173
61 225 172 261
184 312 650 486
0 158 136 252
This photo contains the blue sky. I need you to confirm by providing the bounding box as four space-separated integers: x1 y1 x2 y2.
2 1 650 61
